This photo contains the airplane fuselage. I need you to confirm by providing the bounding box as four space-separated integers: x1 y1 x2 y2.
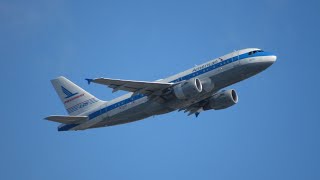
58 48 276 131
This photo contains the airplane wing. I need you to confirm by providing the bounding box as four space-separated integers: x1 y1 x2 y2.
86 78 174 96
45 115 88 124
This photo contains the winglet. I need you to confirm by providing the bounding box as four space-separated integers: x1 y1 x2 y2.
85 78 93 85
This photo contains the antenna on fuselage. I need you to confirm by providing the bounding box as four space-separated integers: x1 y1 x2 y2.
234 49 239 59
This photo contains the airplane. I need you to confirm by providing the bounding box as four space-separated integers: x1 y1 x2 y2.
45 48 276 131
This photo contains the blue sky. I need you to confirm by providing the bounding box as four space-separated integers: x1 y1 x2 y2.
1 0 320 179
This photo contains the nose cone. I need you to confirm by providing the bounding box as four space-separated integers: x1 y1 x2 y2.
263 54 277 68
249 52 277 71
267 55 277 63
259 52 276 69
243 51 277 75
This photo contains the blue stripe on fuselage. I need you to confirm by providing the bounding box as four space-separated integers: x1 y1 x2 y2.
59 51 273 131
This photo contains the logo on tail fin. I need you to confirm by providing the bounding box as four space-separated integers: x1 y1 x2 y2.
61 86 78 99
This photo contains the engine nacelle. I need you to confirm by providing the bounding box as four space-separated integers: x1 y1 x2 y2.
204 89 238 110
173 78 203 99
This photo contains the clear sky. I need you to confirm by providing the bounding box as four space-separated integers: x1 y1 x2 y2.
1 0 320 179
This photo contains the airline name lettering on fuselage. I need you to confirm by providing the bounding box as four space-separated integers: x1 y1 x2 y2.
64 94 84 104
192 59 221 72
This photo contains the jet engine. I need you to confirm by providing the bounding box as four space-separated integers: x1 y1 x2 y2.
204 89 238 110
173 78 203 99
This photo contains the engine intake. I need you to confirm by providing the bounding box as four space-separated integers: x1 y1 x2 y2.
204 89 238 110
173 78 203 99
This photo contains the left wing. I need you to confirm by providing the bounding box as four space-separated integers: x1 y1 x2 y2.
86 78 174 96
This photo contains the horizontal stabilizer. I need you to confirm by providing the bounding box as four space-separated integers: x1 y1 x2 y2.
45 115 88 124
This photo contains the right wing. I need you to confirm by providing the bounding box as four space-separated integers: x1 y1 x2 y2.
86 77 174 96
45 115 88 124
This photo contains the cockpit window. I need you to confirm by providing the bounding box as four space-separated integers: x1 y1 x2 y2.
248 50 264 55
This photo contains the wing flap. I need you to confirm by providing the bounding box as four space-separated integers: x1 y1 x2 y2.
86 78 173 95
178 97 212 117
45 115 88 124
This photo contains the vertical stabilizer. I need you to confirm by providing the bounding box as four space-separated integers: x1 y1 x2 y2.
51 76 104 116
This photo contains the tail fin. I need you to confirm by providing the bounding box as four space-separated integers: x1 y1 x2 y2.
51 76 105 116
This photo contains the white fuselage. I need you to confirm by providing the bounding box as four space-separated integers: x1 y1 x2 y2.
59 48 276 131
